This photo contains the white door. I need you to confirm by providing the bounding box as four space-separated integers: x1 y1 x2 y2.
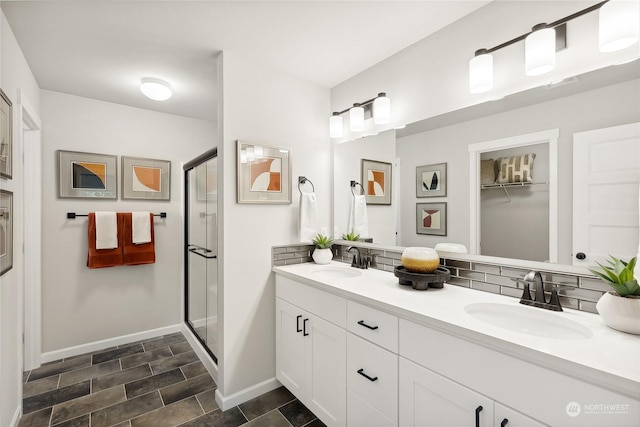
275 298 306 396
573 123 640 266
399 357 493 427
306 312 347 427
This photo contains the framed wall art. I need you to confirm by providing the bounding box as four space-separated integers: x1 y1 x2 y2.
361 158 391 205
237 141 291 204
0 190 13 276
58 150 117 199
122 156 171 200
416 162 447 197
0 89 12 179
416 202 447 236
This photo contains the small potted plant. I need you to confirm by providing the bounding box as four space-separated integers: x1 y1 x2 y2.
341 231 360 241
312 234 334 265
590 256 640 334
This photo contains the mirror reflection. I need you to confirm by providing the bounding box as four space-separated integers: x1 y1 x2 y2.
332 61 640 267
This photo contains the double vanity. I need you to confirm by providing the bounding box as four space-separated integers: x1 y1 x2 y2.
274 261 640 427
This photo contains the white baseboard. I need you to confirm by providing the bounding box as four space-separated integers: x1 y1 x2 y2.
40 324 182 364
215 377 282 411
9 405 21 427
182 324 218 384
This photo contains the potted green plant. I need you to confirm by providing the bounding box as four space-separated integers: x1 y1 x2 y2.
341 231 360 241
590 256 640 334
312 234 334 265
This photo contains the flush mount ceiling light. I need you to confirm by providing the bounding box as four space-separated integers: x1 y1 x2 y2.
140 78 172 101
468 0 638 94
329 93 391 138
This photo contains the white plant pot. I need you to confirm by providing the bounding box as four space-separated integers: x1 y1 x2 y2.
596 292 640 335
312 248 333 265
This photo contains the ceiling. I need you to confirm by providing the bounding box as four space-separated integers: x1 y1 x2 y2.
1 1 490 121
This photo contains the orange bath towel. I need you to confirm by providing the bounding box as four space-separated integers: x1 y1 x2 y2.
122 212 156 265
87 212 124 268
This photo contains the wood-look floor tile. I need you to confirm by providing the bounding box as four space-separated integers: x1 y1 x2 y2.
177 406 247 427
149 351 198 375
125 369 185 399
160 373 216 406
92 344 144 364
238 386 295 421
23 375 60 398
28 356 91 382
58 360 120 388
120 347 173 370
50 385 125 425
180 361 207 380
278 399 316 427
244 410 291 427
303 418 326 427
142 333 186 352
92 364 152 393
17 407 52 427
130 396 203 427
196 389 218 413
90 391 163 427
23 371 30 383
169 341 192 355
23 381 91 414
51 413 89 427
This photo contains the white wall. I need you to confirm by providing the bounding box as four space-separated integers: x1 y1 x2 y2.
218 51 330 400
397 79 640 264
0 10 41 427
40 90 214 353
333 130 396 245
331 1 640 142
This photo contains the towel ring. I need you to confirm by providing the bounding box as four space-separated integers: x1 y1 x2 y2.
298 176 315 194
350 181 365 196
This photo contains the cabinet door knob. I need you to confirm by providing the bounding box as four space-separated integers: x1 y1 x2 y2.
303 318 309 336
357 320 379 330
296 315 302 333
576 252 586 260
501 418 509 427
357 368 378 382
475 406 483 427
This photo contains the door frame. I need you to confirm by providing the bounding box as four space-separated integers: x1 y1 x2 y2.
18 90 42 371
468 128 558 263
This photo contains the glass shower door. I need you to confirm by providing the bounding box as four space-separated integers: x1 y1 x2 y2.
185 149 218 362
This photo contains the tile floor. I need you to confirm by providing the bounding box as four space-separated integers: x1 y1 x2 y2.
18 332 324 427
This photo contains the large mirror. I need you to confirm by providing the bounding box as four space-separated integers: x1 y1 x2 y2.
332 60 640 269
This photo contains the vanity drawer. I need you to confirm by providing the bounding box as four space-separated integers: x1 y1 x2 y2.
276 275 346 327
347 333 398 423
347 300 398 352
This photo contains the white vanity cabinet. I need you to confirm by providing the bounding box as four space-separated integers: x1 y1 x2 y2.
275 276 347 427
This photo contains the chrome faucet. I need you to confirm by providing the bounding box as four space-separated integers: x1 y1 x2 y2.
347 246 369 269
513 271 563 311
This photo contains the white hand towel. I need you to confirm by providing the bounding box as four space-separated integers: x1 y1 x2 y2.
95 211 118 250
299 192 318 242
132 211 151 244
349 195 369 237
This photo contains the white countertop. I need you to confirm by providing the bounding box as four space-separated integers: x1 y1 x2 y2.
273 261 640 399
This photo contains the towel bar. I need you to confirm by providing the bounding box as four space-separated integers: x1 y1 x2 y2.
67 212 167 219
350 181 365 196
298 176 315 194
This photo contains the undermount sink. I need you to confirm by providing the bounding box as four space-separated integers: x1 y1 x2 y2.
309 266 362 279
464 302 593 340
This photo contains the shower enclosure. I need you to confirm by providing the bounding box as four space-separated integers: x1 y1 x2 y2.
184 148 218 362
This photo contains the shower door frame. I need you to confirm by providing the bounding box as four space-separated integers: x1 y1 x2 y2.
184 147 218 364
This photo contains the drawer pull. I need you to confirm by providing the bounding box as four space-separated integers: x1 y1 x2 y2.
296 315 302 333
357 320 379 330
303 318 309 336
357 368 378 382
475 406 483 427
500 419 509 427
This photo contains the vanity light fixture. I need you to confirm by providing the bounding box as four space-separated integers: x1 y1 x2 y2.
140 78 172 101
329 93 391 138
468 0 639 93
